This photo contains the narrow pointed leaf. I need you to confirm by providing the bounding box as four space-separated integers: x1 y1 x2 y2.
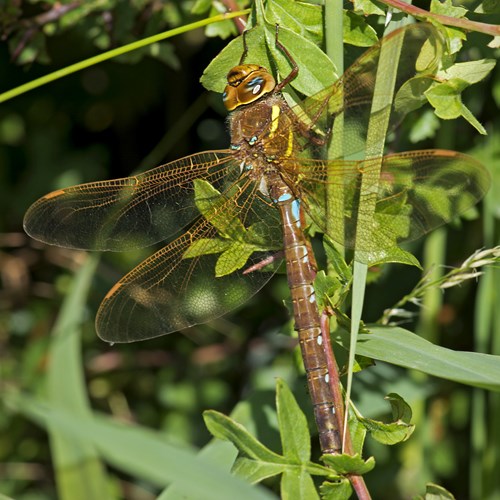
204 410 283 463
338 326 500 390
233 457 287 483
276 379 311 463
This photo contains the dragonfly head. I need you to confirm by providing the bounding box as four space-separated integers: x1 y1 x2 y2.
223 64 276 112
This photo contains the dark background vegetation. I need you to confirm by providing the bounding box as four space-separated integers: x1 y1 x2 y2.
1 1 499 499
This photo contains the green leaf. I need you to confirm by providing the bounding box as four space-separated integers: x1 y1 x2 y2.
201 24 336 97
246 221 281 248
323 237 352 285
281 468 319 500
441 59 496 85
430 0 467 18
321 453 375 475
356 394 415 446
359 416 415 445
343 11 378 47
385 393 412 424
475 0 500 13
320 479 353 500
422 483 456 499
193 179 246 237
11 396 272 500
47 255 113 500
204 410 284 463
338 326 500 390
425 81 487 134
314 271 342 309
266 0 323 45
276 378 311 463
233 457 287 483
409 110 440 143
394 75 439 116
216 241 255 276
183 238 231 259
347 414 367 454
205 14 239 40
191 0 212 14
355 245 422 269
351 0 385 16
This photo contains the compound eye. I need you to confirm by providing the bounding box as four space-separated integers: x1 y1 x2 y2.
246 76 264 95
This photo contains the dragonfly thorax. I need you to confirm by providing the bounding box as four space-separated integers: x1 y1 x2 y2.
223 64 276 111
228 91 298 202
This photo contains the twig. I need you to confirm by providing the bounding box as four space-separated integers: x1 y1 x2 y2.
376 0 500 36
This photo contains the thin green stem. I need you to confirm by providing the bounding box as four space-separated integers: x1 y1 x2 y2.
0 10 250 104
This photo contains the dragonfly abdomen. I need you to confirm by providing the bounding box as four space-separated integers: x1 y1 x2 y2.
277 194 341 454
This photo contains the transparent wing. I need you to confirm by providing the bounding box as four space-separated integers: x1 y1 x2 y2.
287 23 443 159
95 174 283 342
282 149 489 258
23 150 235 251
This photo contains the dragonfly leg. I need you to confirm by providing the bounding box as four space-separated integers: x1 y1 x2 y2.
274 24 299 92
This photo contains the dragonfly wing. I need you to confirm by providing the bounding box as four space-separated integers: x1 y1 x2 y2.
96 176 283 342
289 23 443 159
292 150 490 258
23 150 235 251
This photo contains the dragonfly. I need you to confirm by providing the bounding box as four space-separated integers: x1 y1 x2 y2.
24 23 490 455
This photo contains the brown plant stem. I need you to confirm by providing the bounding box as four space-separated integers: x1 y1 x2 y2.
377 0 500 36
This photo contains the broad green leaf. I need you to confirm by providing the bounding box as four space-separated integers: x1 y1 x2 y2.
204 410 284 463
430 0 467 18
338 326 500 390
216 241 255 276
352 0 385 16
425 81 487 134
440 59 496 85
266 0 323 44
343 11 378 47
233 457 287 483
322 453 375 475
276 378 311 463
394 75 439 116
281 468 319 500
320 479 353 500
201 23 336 96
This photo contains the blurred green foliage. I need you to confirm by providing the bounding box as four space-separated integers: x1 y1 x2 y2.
1 1 500 499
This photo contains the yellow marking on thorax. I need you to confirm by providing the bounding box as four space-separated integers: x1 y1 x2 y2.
270 104 294 158
270 105 280 136
285 129 294 157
